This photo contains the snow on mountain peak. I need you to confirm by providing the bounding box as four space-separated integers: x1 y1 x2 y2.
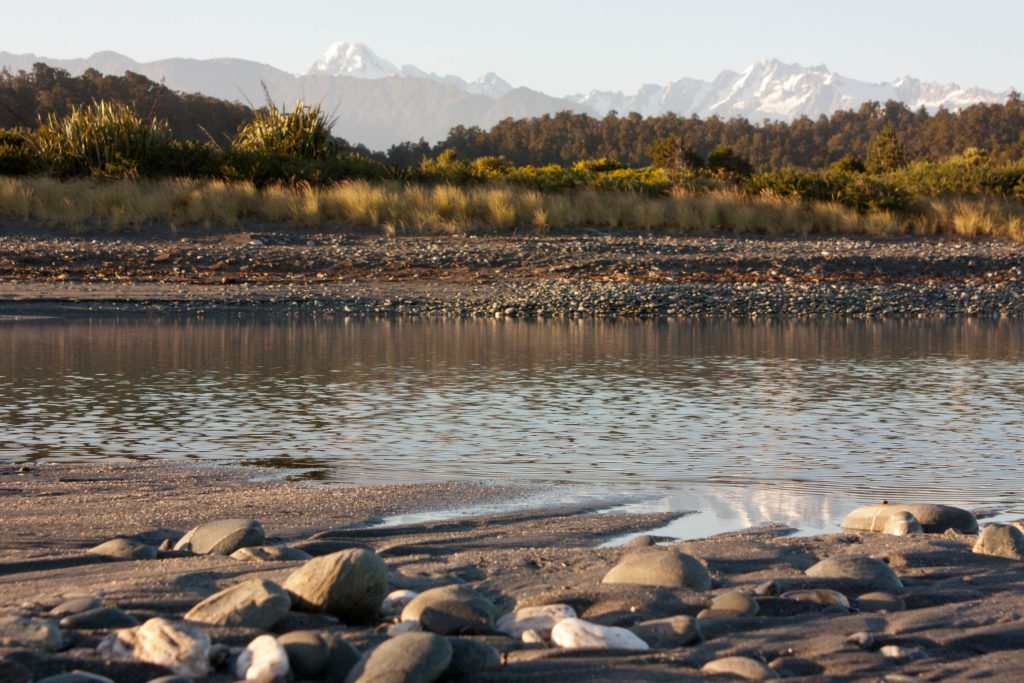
305 42 398 79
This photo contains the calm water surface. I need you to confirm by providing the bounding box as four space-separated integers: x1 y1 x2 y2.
2 316 1022 537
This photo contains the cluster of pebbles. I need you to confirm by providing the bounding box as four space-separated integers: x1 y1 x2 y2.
3 499 1024 682
0 230 1022 319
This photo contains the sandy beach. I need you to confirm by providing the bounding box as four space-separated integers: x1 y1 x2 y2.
1 462 1023 681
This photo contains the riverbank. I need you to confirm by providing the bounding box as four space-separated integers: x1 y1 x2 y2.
2 462 1023 681
1 225 1022 319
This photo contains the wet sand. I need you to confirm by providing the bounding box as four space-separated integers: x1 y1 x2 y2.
2 462 1023 681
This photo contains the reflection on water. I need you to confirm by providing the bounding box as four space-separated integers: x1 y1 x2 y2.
1 316 1023 534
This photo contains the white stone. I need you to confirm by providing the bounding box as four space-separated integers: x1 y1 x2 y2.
98 617 210 677
381 589 419 616
521 628 546 645
236 634 290 680
550 617 649 651
496 603 577 638
386 620 423 636
882 511 923 535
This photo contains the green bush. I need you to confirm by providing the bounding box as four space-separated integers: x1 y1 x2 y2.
232 99 340 160
29 101 172 178
572 157 624 173
0 128 36 176
219 150 390 187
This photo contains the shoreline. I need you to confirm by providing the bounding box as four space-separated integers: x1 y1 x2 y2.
3 462 1024 680
1 227 1023 319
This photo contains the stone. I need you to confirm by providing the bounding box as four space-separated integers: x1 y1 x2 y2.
60 607 140 629
550 618 649 651
230 545 313 562
753 580 778 596
779 589 851 608
710 591 759 615
343 632 452 683
496 603 576 638
86 538 157 561
882 511 923 536
857 592 906 612
701 656 779 679
767 656 823 677
630 615 701 647
442 637 501 678
973 523 1024 560
322 632 362 682
697 608 751 619
283 548 389 623
236 634 290 681
50 597 102 617
35 673 115 683
805 554 903 591
173 518 264 555
381 589 419 616
521 629 546 644
880 644 927 660
279 630 330 680
401 585 498 625
144 678 195 683
419 600 498 635
0 614 62 651
623 534 655 547
387 620 423 636
97 617 210 678
841 503 977 534
184 578 290 629
847 631 876 649
601 548 711 591
0 660 32 683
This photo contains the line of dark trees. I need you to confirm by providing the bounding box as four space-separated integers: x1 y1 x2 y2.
3 63 1023 172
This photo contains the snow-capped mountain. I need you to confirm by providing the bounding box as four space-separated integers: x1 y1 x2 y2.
568 57 1007 121
0 46 1009 149
305 42 513 99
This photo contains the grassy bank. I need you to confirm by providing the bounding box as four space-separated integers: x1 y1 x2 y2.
2 175 1024 240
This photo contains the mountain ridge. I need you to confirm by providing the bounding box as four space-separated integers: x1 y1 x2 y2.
0 45 1010 149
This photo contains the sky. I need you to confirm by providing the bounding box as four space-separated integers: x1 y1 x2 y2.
3 0 1020 95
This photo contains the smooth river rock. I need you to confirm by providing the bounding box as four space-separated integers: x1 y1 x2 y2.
973 523 1024 560
550 617 650 650
702 655 780 679
496 603 576 638
344 631 452 683
236 634 290 681
856 591 906 612
278 630 330 679
97 617 210 677
173 518 265 555
381 589 419 617
401 585 498 625
443 638 501 678
59 607 140 629
283 548 389 623
49 597 102 618
710 591 759 616
87 538 157 561
779 589 851 608
805 554 903 591
841 503 978 534
601 548 711 591
630 615 702 647
0 614 62 651
229 544 313 562
184 578 291 629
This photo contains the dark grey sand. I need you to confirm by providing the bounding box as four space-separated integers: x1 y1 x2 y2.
2 462 1024 681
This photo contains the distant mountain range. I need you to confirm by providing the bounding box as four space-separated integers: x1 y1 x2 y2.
0 43 1010 150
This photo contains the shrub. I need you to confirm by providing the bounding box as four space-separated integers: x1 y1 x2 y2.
572 157 624 173
232 99 340 160
30 101 172 178
0 128 36 176
707 145 753 178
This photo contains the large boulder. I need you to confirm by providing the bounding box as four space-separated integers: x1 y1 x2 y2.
601 548 711 591
184 578 291 629
174 518 265 555
841 504 977 534
97 617 210 678
283 548 388 623
805 554 903 592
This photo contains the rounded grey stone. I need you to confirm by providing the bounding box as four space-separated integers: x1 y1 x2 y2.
322 633 362 682
710 591 759 615
184 578 290 629
418 599 496 635
230 544 314 562
401 585 498 625
87 538 157 561
602 548 711 591
856 591 905 612
973 523 1024 560
0 614 62 651
344 631 452 683
702 655 779 679
442 637 500 678
174 518 264 555
49 597 102 617
630 615 702 647
283 548 388 623
697 607 751 619
279 630 330 679
60 607 140 629
805 554 903 592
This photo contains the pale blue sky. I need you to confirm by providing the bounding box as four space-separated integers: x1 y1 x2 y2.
4 0 1020 95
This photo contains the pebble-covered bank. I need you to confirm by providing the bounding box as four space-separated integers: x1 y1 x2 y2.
3 463 1024 681
0 228 1021 318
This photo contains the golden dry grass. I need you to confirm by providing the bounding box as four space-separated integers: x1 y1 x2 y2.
1 175 1022 240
